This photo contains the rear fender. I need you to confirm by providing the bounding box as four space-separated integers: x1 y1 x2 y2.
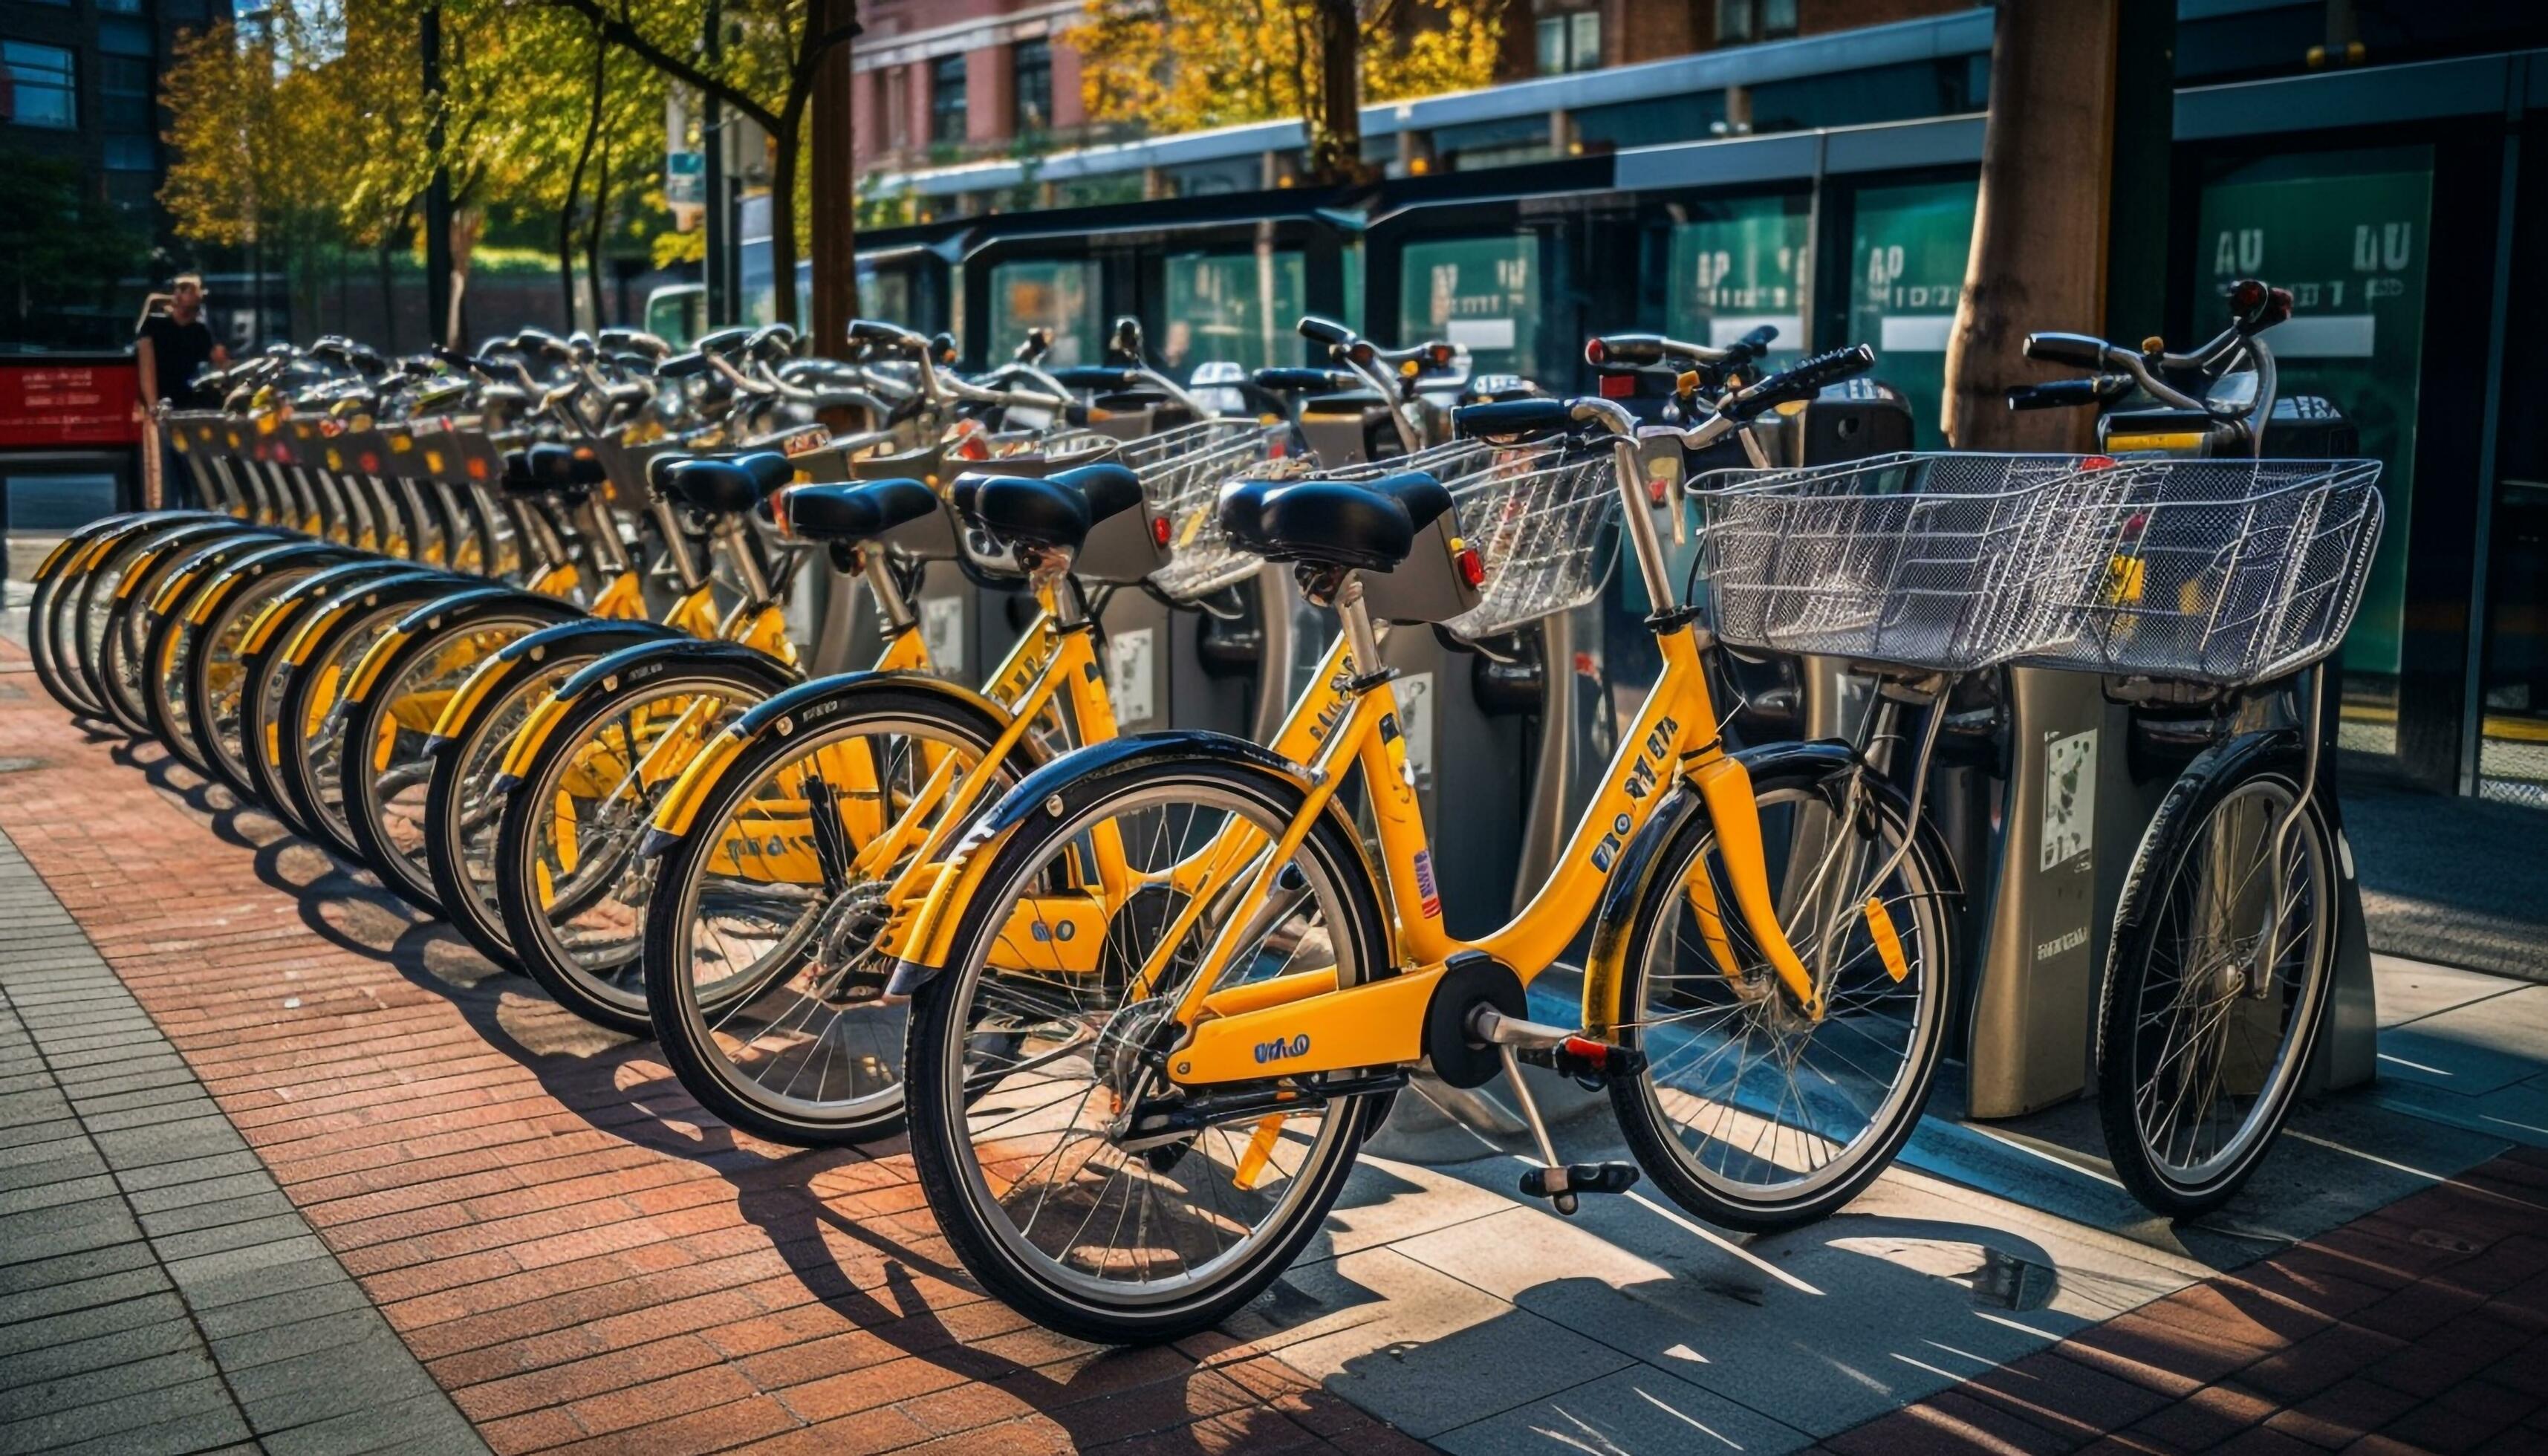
184 542 360 625
339 586 551 708
642 668 1010 845
495 637 799 784
426 618 685 744
885 731 1317 997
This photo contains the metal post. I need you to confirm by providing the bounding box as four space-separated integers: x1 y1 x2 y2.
422 6 455 348
702 0 732 326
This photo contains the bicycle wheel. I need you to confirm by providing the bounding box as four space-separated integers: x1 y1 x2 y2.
183 547 355 800
496 655 790 1035
1607 749 1955 1232
140 533 297 773
903 753 1391 1345
339 598 579 911
2096 732 2333 1218
238 564 446 836
272 578 482 860
82 519 250 733
420 625 679 970
642 683 1033 1140
27 519 149 716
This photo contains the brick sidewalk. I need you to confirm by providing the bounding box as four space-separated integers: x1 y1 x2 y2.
0 643 1431 1454
1828 1153 2548 1455
7 630 2548 1455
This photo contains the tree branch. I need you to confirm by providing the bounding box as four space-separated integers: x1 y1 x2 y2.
541 0 782 133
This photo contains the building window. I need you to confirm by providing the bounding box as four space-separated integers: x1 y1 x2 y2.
884 65 909 149
100 56 154 134
104 135 155 171
1013 37 1051 131
1536 10 1601 74
931 53 967 145
1719 0 1798 45
99 0 144 13
2 42 77 130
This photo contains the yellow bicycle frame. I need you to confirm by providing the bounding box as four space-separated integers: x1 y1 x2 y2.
900 612 1831 1096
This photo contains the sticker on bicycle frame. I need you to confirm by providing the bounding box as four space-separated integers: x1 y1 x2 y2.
2041 729 2096 871
1394 672 1434 790
1412 848 1442 920
1105 628 1154 727
919 596 965 679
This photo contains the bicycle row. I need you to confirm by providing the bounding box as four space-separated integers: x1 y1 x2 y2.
24 281 2383 1348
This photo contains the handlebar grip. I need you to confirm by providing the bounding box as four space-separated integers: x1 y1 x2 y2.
1454 397 1575 442
1723 324 1779 367
2021 332 2111 370
1252 367 1358 393
1723 344 1875 419
1296 315 1354 348
1050 365 1143 390
1586 334 1665 368
845 318 921 353
2006 375 2130 412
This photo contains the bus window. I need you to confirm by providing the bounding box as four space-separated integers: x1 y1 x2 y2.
1160 249 1304 375
989 259 1101 365
2196 146 2432 770
860 266 913 329
1847 178 1977 447
1400 234 1537 377
643 284 706 348
1667 195 1810 365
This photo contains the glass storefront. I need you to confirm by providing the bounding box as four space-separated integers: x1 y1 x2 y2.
1159 249 1305 375
1846 179 1977 447
2195 147 2433 767
987 259 1102 365
1665 195 1812 367
1400 234 1538 376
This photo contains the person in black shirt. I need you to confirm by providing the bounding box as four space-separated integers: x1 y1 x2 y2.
134 273 229 507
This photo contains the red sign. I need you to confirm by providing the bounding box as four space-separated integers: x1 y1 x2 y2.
0 357 144 449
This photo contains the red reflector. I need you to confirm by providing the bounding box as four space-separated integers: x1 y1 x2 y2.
2084 454 2118 470
1456 545 1486 588
1152 516 1170 546
1598 374 1636 399
1584 339 1607 366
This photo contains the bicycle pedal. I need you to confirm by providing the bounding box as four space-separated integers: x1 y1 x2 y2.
1517 1035 1647 1091
1519 1160 1641 1206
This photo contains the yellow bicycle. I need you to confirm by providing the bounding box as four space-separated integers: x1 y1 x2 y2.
892 350 1972 1343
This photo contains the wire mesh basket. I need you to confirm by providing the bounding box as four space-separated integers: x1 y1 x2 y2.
2016 457 2385 685
1694 453 2102 674
1130 417 1312 601
1222 436 1616 638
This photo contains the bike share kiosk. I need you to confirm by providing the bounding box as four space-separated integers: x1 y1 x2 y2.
1956 296 2378 1120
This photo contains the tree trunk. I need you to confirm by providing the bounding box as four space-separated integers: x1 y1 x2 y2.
807 0 859 357
377 236 399 354
1305 0 1361 184
587 106 611 328
1940 0 2121 452
563 31 605 330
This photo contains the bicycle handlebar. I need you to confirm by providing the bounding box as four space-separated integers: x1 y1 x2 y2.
2007 374 2134 412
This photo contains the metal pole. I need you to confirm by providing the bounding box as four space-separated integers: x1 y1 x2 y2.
422 5 455 348
702 0 731 326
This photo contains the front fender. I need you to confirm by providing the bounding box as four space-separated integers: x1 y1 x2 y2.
1579 738 1963 1035
426 617 685 745
495 637 798 785
339 585 556 707
885 730 1314 997
640 668 1014 848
